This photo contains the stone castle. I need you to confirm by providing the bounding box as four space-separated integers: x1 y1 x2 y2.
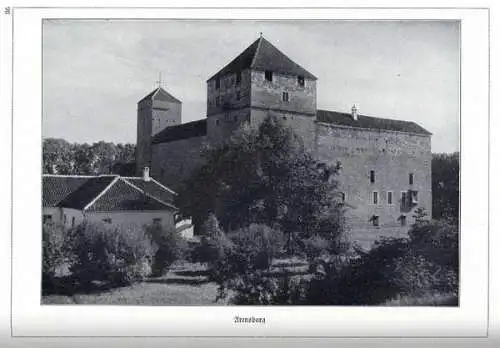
136 36 432 241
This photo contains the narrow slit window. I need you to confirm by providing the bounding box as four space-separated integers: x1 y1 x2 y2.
236 72 242 85
387 191 393 205
373 191 378 205
370 170 375 183
409 173 414 185
282 92 289 102
215 78 220 89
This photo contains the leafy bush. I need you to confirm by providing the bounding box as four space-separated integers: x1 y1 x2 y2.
145 223 188 277
190 214 233 265
210 224 286 303
42 221 68 282
68 222 156 286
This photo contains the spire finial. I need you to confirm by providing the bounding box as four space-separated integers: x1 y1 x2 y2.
155 72 163 88
259 32 263 38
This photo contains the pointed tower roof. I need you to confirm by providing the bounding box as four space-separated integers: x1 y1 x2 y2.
138 86 182 104
207 37 317 81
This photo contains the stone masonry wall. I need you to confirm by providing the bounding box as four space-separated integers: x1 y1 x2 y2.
207 69 252 117
151 135 209 191
250 70 317 116
315 122 432 244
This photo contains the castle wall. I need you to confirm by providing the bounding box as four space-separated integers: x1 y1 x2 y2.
250 71 317 116
250 109 317 150
151 100 182 135
315 122 432 244
206 108 251 144
151 135 209 191
207 69 252 116
136 102 153 174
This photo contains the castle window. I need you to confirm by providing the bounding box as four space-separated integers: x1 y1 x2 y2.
236 91 240 100
409 173 414 185
282 92 289 102
298 75 305 87
400 215 407 226
215 78 220 90
370 170 375 183
401 191 408 210
236 72 242 85
387 191 393 205
265 70 273 82
372 191 379 205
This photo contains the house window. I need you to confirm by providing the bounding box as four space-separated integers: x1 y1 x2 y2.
372 191 379 205
236 91 240 100
387 191 393 205
215 78 220 90
153 218 162 225
43 215 52 223
400 215 407 226
298 75 305 87
102 218 112 224
282 92 289 102
409 173 414 185
265 70 273 82
401 191 408 210
371 215 380 227
215 96 220 106
370 170 375 183
71 217 75 227
236 72 242 85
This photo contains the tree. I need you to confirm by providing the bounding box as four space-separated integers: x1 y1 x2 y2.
432 152 459 222
42 138 74 174
176 114 346 250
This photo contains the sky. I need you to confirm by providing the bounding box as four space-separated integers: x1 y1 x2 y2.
42 20 460 153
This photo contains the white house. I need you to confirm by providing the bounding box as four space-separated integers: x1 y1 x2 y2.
42 168 179 230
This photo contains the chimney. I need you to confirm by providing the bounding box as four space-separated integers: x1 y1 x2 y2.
351 104 358 121
143 166 151 181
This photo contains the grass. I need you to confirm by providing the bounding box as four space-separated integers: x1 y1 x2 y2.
42 262 227 305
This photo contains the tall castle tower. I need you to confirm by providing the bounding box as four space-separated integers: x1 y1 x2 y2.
205 36 318 148
136 87 182 175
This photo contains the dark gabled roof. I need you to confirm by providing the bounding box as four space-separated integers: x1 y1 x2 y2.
152 119 207 144
43 174 177 212
208 37 317 81
138 87 182 104
124 177 176 205
316 109 432 135
42 175 91 207
85 178 174 212
57 175 118 210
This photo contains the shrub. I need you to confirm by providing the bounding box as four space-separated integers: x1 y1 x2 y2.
190 214 233 265
42 221 68 284
145 223 188 277
68 222 156 286
210 224 286 303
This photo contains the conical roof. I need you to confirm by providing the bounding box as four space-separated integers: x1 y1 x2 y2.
207 37 317 81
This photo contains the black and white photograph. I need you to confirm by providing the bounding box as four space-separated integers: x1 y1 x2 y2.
40 19 461 307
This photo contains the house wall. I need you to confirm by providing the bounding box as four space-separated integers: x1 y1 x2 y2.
315 122 432 243
83 210 175 230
